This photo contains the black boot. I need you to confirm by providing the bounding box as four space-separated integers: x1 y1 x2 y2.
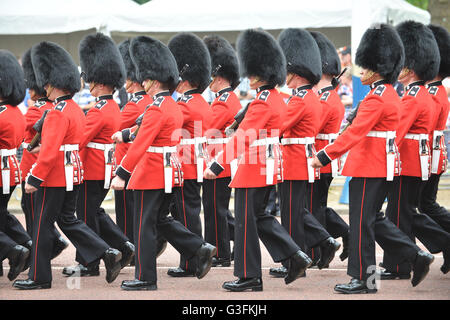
285 250 312 284
121 279 157 291
222 278 263 292
194 243 217 279
411 250 434 287
334 278 377 294
339 233 349 261
13 278 51 290
318 237 341 269
7 245 30 281
441 248 450 275
102 248 122 283
62 264 100 277
119 241 135 268
51 236 69 260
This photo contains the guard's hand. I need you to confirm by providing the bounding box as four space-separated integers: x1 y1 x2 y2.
29 145 41 154
111 131 123 144
311 156 324 169
24 183 37 194
204 168 217 180
111 176 126 190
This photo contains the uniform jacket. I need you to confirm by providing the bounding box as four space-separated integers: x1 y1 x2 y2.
27 96 84 188
205 87 241 178
116 91 184 190
0 103 25 188
317 81 400 178
115 91 152 165
20 98 53 180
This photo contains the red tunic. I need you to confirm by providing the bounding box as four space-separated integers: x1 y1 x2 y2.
20 99 53 180
177 92 213 180
116 92 184 190
115 91 152 165
212 87 284 188
319 83 400 178
79 96 121 181
0 103 25 189
428 83 449 175
280 87 322 181
315 88 345 174
205 88 241 178
27 96 84 188
395 83 434 178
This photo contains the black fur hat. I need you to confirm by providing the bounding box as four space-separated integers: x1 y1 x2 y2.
130 36 179 91
21 48 46 97
79 33 126 90
238 29 286 87
310 31 341 77
0 50 26 106
427 24 450 79
355 23 405 84
278 28 322 84
31 41 80 95
118 39 139 83
168 33 212 92
203 35 240 89
396 20 440 81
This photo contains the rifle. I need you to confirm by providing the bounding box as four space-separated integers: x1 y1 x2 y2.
225 102 251 137
331 67 348 89
27 109 50 152
340 100 362 134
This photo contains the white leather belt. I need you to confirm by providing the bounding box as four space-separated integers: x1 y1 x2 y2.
405 133 430 180
403 133 422 141
431 130 444 174
87 142 115 189
281 137 314 145
367 131 398 181
316 134 339 177
281 137 316 182
147 146 177 193
250 137 280 185
316 133 338 141
207 138 230 145
1 148 16 194
59 144 79 191
180 137 206 183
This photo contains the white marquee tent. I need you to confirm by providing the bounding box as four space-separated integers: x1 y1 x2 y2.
0 0 431 62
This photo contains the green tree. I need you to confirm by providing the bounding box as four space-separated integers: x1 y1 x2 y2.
405 0 429 10
133 0 151 4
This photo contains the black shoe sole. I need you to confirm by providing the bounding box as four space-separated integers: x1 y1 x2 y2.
167 269 196 277
120 251 135 269
13 283 51 290
334 287 377 294
62 268 100 277
441 265 450 274
104 252 122 284
196 247 217 279
269 272 287 278
379 274 411 280
121 284 157 291
8 249 30 281
223 285 263 292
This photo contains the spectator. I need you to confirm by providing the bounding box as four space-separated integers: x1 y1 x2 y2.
234 77 255 107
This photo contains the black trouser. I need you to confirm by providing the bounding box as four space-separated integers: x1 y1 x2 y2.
383 176 450 274
75 180 129 267
21 182 62 244
348 178 419 281
29 186 110 283
0 186 31 260
233 186 300 279
418 173 450 232
305 181 323 263
265 185 280 214
133 189 204 282
114 177 135 243
171 180 203 273
202 177 232 260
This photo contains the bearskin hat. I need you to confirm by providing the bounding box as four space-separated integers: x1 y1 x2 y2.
427 24 450 79
203 35 240 89
237 29 286 87
21 48 46 97
310 31 341 77
396 20 440 81
355 23 405 84
278 28 322 84
118 39 139 83
0 50 26 106
130 36 179 91
31 41 80 95
168 33 211 92
79 33 126 89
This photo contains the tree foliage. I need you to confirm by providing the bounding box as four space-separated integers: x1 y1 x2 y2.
405 0 429 10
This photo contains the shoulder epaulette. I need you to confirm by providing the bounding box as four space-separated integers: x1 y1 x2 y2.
407 86 420 97
373 85 386 97
54 101 67 111
0 106 6 114
131 95 144 104
218 92 230 103
94 100 108 110
296 90 308 99
428 86 438 96
34 100 46 108
152 96 165 107
320 91 330 101
258 90 270 102
180 95 194 103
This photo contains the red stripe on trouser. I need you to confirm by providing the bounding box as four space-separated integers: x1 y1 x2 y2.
396 177 402 273
244 189 248 278
123 190 127 235
214 180 219 256
359 179 367 280
138 191 144 280
181 187 188 270
34 188 46 281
